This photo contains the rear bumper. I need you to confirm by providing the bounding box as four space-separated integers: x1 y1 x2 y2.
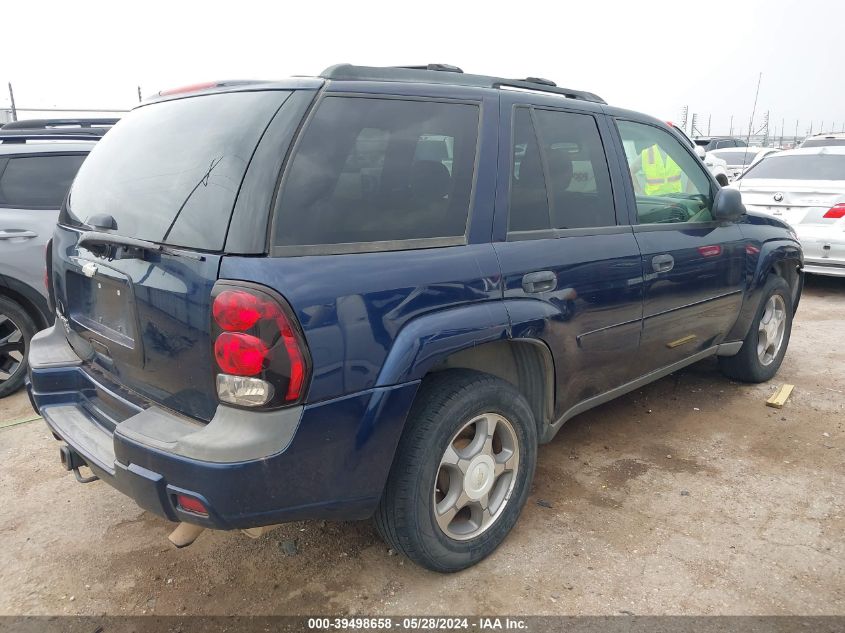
28 325 419 530
796 226 845 277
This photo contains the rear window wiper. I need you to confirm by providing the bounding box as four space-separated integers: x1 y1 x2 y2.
77 231 205 261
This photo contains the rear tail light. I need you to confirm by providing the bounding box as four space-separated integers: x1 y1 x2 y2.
823 203 845 219
210 283 311 409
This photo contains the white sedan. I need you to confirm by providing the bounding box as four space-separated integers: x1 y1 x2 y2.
729 146 845 277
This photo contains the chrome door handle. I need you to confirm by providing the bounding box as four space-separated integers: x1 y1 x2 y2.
0 229 38 240
522 270 557 294
652 254 674 273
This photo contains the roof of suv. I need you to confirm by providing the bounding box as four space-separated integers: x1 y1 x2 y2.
143 64 607 107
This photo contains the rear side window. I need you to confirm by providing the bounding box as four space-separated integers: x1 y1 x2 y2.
741 154 845 180
0 154 86 208
508 107 616 233
62 90 291 251
273 97 479 250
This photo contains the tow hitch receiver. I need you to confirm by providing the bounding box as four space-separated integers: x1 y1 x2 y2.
59 445 99 484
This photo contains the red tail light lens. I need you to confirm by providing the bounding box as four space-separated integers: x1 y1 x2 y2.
213 290 264 331
214 332 268 376
210 283 311 408
823 204 845 219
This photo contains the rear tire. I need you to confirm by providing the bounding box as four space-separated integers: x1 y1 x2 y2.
716 174 729 187
0 296 37 398
718 275 793 383
374 370 537 572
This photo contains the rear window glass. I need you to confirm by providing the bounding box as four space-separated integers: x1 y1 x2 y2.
742 154 845 180
62 90 290 250
273 96 479 248
0 154 86 208
801 138 845 148
711 149 761 166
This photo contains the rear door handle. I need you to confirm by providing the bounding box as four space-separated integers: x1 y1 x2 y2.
0 229 38 240
522 270 557 294
652 254 674 273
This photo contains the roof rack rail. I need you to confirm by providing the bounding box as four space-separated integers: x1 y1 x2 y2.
320 64 605 104
396 64 464 73
1 118 119 131
0 118 118 143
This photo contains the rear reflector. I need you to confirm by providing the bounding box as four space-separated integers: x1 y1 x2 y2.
175 494 208 516
823 204 845 219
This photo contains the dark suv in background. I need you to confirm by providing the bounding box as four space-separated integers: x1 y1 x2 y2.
27 65 802 572
0 119 114 397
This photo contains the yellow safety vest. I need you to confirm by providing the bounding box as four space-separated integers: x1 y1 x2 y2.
641 145 683 195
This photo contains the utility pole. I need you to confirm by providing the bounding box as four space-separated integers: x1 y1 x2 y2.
691 113 699 137
729 115 734 136
7 83 17 122
780 117 784 148
137 86 142 103
794 119 799 146
680 105 688 133
707 114 712 136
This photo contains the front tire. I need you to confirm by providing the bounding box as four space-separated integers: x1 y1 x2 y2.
375 370 538 572
0 296 37 398
718 275 793 383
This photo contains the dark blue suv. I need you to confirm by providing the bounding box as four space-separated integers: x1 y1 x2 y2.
27 64 803 572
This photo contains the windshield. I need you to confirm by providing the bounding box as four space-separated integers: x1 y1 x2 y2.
62 90 290 250
801 138 845 148
741 154 845 180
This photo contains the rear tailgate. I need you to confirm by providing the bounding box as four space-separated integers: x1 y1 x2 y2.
51 87 306 422
737 180 845 226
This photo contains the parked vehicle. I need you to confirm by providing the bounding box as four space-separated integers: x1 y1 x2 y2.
730 146 844 277
0 119 115 397
801 132 845 148
694 136 748 151
27 64 802 572
710 147 780 182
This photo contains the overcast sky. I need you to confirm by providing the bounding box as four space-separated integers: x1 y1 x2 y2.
2 0 842 137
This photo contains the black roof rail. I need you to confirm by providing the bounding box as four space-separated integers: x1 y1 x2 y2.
1 118 119 130
320 64 606 104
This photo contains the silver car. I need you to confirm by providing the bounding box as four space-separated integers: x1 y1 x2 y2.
0 119 114 396
730 146 845 277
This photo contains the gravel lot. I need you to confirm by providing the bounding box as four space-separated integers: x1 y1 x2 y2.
0 276 842 616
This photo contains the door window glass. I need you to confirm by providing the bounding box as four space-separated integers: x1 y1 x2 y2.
509 108 550 231
274 97 479 247
508 107 616 232
0 154 86 208
616 120 714 224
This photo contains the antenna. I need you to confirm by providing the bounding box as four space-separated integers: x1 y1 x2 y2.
746 72 762 147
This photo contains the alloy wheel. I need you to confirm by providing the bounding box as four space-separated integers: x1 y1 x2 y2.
433 413 520 541
0 314 25 384
757 294 786 366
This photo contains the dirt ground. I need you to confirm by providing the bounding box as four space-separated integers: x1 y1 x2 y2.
0 276 842 617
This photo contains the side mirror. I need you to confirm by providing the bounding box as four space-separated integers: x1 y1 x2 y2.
712 187 746 222
694 146 707 159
